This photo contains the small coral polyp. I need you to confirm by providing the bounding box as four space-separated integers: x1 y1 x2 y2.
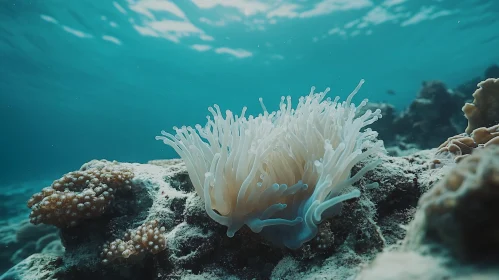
101 220 167 264
27 160 134 228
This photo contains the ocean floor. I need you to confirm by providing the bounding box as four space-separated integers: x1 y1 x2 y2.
1 71 498 280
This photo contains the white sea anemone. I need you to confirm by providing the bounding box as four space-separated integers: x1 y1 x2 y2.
156 80 383 249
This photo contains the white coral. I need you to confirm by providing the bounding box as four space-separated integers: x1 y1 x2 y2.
156 80 383 248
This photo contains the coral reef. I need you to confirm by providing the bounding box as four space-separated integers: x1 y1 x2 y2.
3 135 499 279
391 80 466 148
0 150 441 279
367 65 499 152
2 68 499 279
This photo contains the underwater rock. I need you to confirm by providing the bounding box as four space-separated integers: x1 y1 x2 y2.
407 144 499 260
0 253 61 280
0 219 60 275
359 149 445 245
2 148 447 280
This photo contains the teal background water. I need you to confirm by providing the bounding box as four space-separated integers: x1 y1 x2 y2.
1 0 498 186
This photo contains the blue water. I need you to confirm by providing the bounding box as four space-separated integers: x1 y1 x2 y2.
1 0 498 186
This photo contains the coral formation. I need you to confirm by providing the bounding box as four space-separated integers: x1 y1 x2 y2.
434 76 499 164
463 78 499 134
436 123 499 162
27 160 134 228
409 144 499 259
356 144 499 280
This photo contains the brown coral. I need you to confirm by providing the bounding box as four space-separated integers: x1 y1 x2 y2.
462 78 499 134
27 160 134 228
436 124 499 162
415 145 499 259
101 220 167 264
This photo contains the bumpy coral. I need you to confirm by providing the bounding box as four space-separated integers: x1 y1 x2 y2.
101 220 167 264
415 145 499 258
436 124 499 162
27 160 134 228
462 78 499 134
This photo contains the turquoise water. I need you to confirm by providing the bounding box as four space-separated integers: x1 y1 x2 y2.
1 0 498 185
